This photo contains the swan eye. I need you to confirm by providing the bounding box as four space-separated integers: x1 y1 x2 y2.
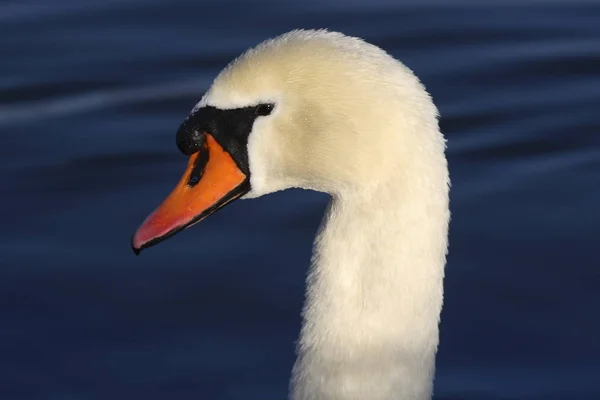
255 103 274 116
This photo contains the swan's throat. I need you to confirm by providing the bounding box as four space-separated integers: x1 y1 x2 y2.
291 181 449 400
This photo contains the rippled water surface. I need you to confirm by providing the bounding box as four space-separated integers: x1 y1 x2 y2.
1 1 599 399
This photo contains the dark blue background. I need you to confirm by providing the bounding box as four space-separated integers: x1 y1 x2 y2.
1 0 599 399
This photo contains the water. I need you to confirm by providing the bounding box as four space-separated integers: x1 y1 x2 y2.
1 0 599 398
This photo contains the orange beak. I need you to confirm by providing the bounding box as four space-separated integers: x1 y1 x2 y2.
132 134 248 254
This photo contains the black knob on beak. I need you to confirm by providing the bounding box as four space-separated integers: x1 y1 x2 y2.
176 118 206 156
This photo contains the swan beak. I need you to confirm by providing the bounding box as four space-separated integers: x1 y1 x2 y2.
132 134 248 254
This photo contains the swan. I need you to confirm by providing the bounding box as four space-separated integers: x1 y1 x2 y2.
132 29 450 400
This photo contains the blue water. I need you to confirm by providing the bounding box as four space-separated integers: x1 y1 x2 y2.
1 0 599 399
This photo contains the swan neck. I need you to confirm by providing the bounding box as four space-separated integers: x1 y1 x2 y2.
291 174 449 400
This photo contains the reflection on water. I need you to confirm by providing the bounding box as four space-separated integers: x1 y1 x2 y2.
1 1 599 399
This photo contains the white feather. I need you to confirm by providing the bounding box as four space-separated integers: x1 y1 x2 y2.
199 29 450 400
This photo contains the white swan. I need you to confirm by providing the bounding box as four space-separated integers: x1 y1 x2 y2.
132 29 450 400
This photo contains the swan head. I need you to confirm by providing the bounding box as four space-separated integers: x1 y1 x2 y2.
132 29 442 254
